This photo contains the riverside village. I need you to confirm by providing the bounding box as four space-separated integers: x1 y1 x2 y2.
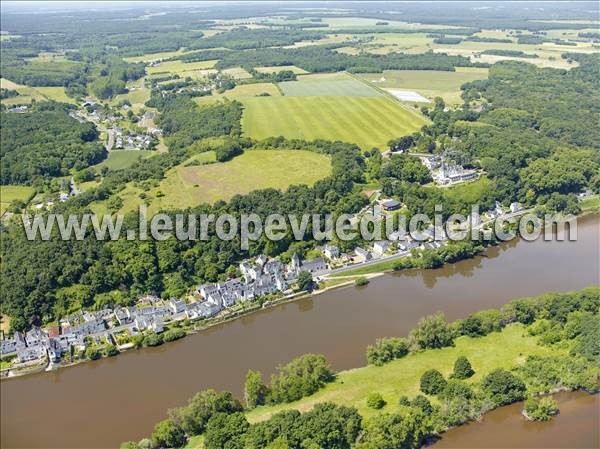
0 198 527 377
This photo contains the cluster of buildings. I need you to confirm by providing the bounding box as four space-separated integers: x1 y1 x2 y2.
420 155 479 185
114 127 156 150
0 253 333 369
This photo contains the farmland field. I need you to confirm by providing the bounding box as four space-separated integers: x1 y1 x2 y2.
359 68 489 105
93 150 156 171
92 150 331 214
242 96 428 150
146 59 219 75
0 185 36 215
0 78 75 105
279 74 383 97
255 65 309 75
194 82 281 104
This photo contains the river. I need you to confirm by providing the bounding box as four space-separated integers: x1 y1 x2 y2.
1 215 598 449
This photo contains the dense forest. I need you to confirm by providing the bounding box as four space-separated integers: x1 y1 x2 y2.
0 103 105 185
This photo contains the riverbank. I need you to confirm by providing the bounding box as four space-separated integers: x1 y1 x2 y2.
3 214 598 449
2 211 597 381
126 286 600 449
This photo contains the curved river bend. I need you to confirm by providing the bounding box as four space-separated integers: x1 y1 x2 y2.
1 215 599 448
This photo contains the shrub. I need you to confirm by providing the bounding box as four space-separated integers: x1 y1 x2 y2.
524 396 559 421
85 347 102 360
367 392 386 409
398 395 411 406
163 328 186 342
440 380 474 401
105 344 119 357
411 395 433 414
452 356 475 379
482 369 527 406
268 354 334 404
355 277 370 286
459 315 484 337
420 369 447 395
143 332 163 347
151 419 186 449
366 337 409 366
410 312 454 349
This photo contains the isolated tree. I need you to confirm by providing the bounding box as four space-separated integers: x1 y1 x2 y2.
297 271 314 292
452 356 475 379
244 370 268 409
482 369 526 406
420 369 447 395
151 419 186 449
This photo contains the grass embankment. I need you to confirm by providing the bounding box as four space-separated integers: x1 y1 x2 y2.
245 324 555 425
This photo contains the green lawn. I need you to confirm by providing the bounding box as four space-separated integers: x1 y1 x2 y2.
0 185 36 215
359 68 489 105
246 324 556 424
93 150 156 171
92 150 331 214
242 96 428 150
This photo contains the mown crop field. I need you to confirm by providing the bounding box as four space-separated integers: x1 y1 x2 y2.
0 185 36 215
360 67 489 105
146 59 219 75
245 324 556 424
279 74 382 97
92 150 330 214
194 82 281 104
255 65 309 74
242 95 428 150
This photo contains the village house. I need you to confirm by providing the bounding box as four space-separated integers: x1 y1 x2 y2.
381 199 402 212
354 247 372 262
322 245 340 260
372 240 391 257
289 253 328 277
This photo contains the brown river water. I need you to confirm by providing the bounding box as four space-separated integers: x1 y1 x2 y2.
1 215 599 449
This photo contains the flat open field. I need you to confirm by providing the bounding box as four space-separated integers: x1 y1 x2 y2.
123 49 186 63
93 150 156 171
0 78 74 105
0 185 36 215
255 65 309 75
194 82 281 104
359 68 489 105
146 59 219 76
279 74 383 97
92 150 331 213
242 96 428 150
246 323 556 424
221 67 252 79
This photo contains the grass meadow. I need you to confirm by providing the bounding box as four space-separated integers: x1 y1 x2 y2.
146 59 219 76
194 82 281 104
359 68 489 105
245 323 557 425
92 150 331 214
93 150 156 171
242 95 428 150
0 185 36 215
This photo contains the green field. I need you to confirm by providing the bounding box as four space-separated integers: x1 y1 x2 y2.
360 68 489 105
279 74 383 97
221 67 252 79
146 59 219 76
242 96 428 150
0 185 36 215
255 65 309 75
93 150 156 171
93 150 331 214
123 49 186 63
246 324 556 424
194 82 281 104
0 78 75 105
